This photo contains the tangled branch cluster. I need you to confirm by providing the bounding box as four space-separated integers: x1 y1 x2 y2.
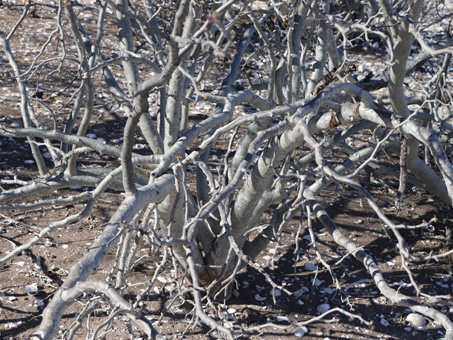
0 0 453 339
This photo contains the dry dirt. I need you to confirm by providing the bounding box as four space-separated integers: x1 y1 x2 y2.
1 2 453 340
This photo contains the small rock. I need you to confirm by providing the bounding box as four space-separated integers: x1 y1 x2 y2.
372 296 388 305
322 287 335 294
26 283 38 296
380 316 390 327
317 303 330 313
304 262 316 271
276 315 290 322
302 235 313 242
294 328 306 337
156 276 166 283
134 143 146 150
406 313 426 327
255 293 266 302
294 286 309 298
224 321 234 328
35 299 45 308
241 307 264 324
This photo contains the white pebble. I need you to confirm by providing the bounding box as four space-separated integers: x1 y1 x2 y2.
277 315 290 322
224 321 234 329
26 283 38 296
294 328 306 337
156 276 167 283
134 143 146 150
35 299 45 307
406 313 426 327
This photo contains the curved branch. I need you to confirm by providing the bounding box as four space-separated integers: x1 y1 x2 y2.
35 280 158 339
32 174 175 340
304 188 453 340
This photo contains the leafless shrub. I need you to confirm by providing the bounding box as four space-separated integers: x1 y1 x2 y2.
1 0 453 339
